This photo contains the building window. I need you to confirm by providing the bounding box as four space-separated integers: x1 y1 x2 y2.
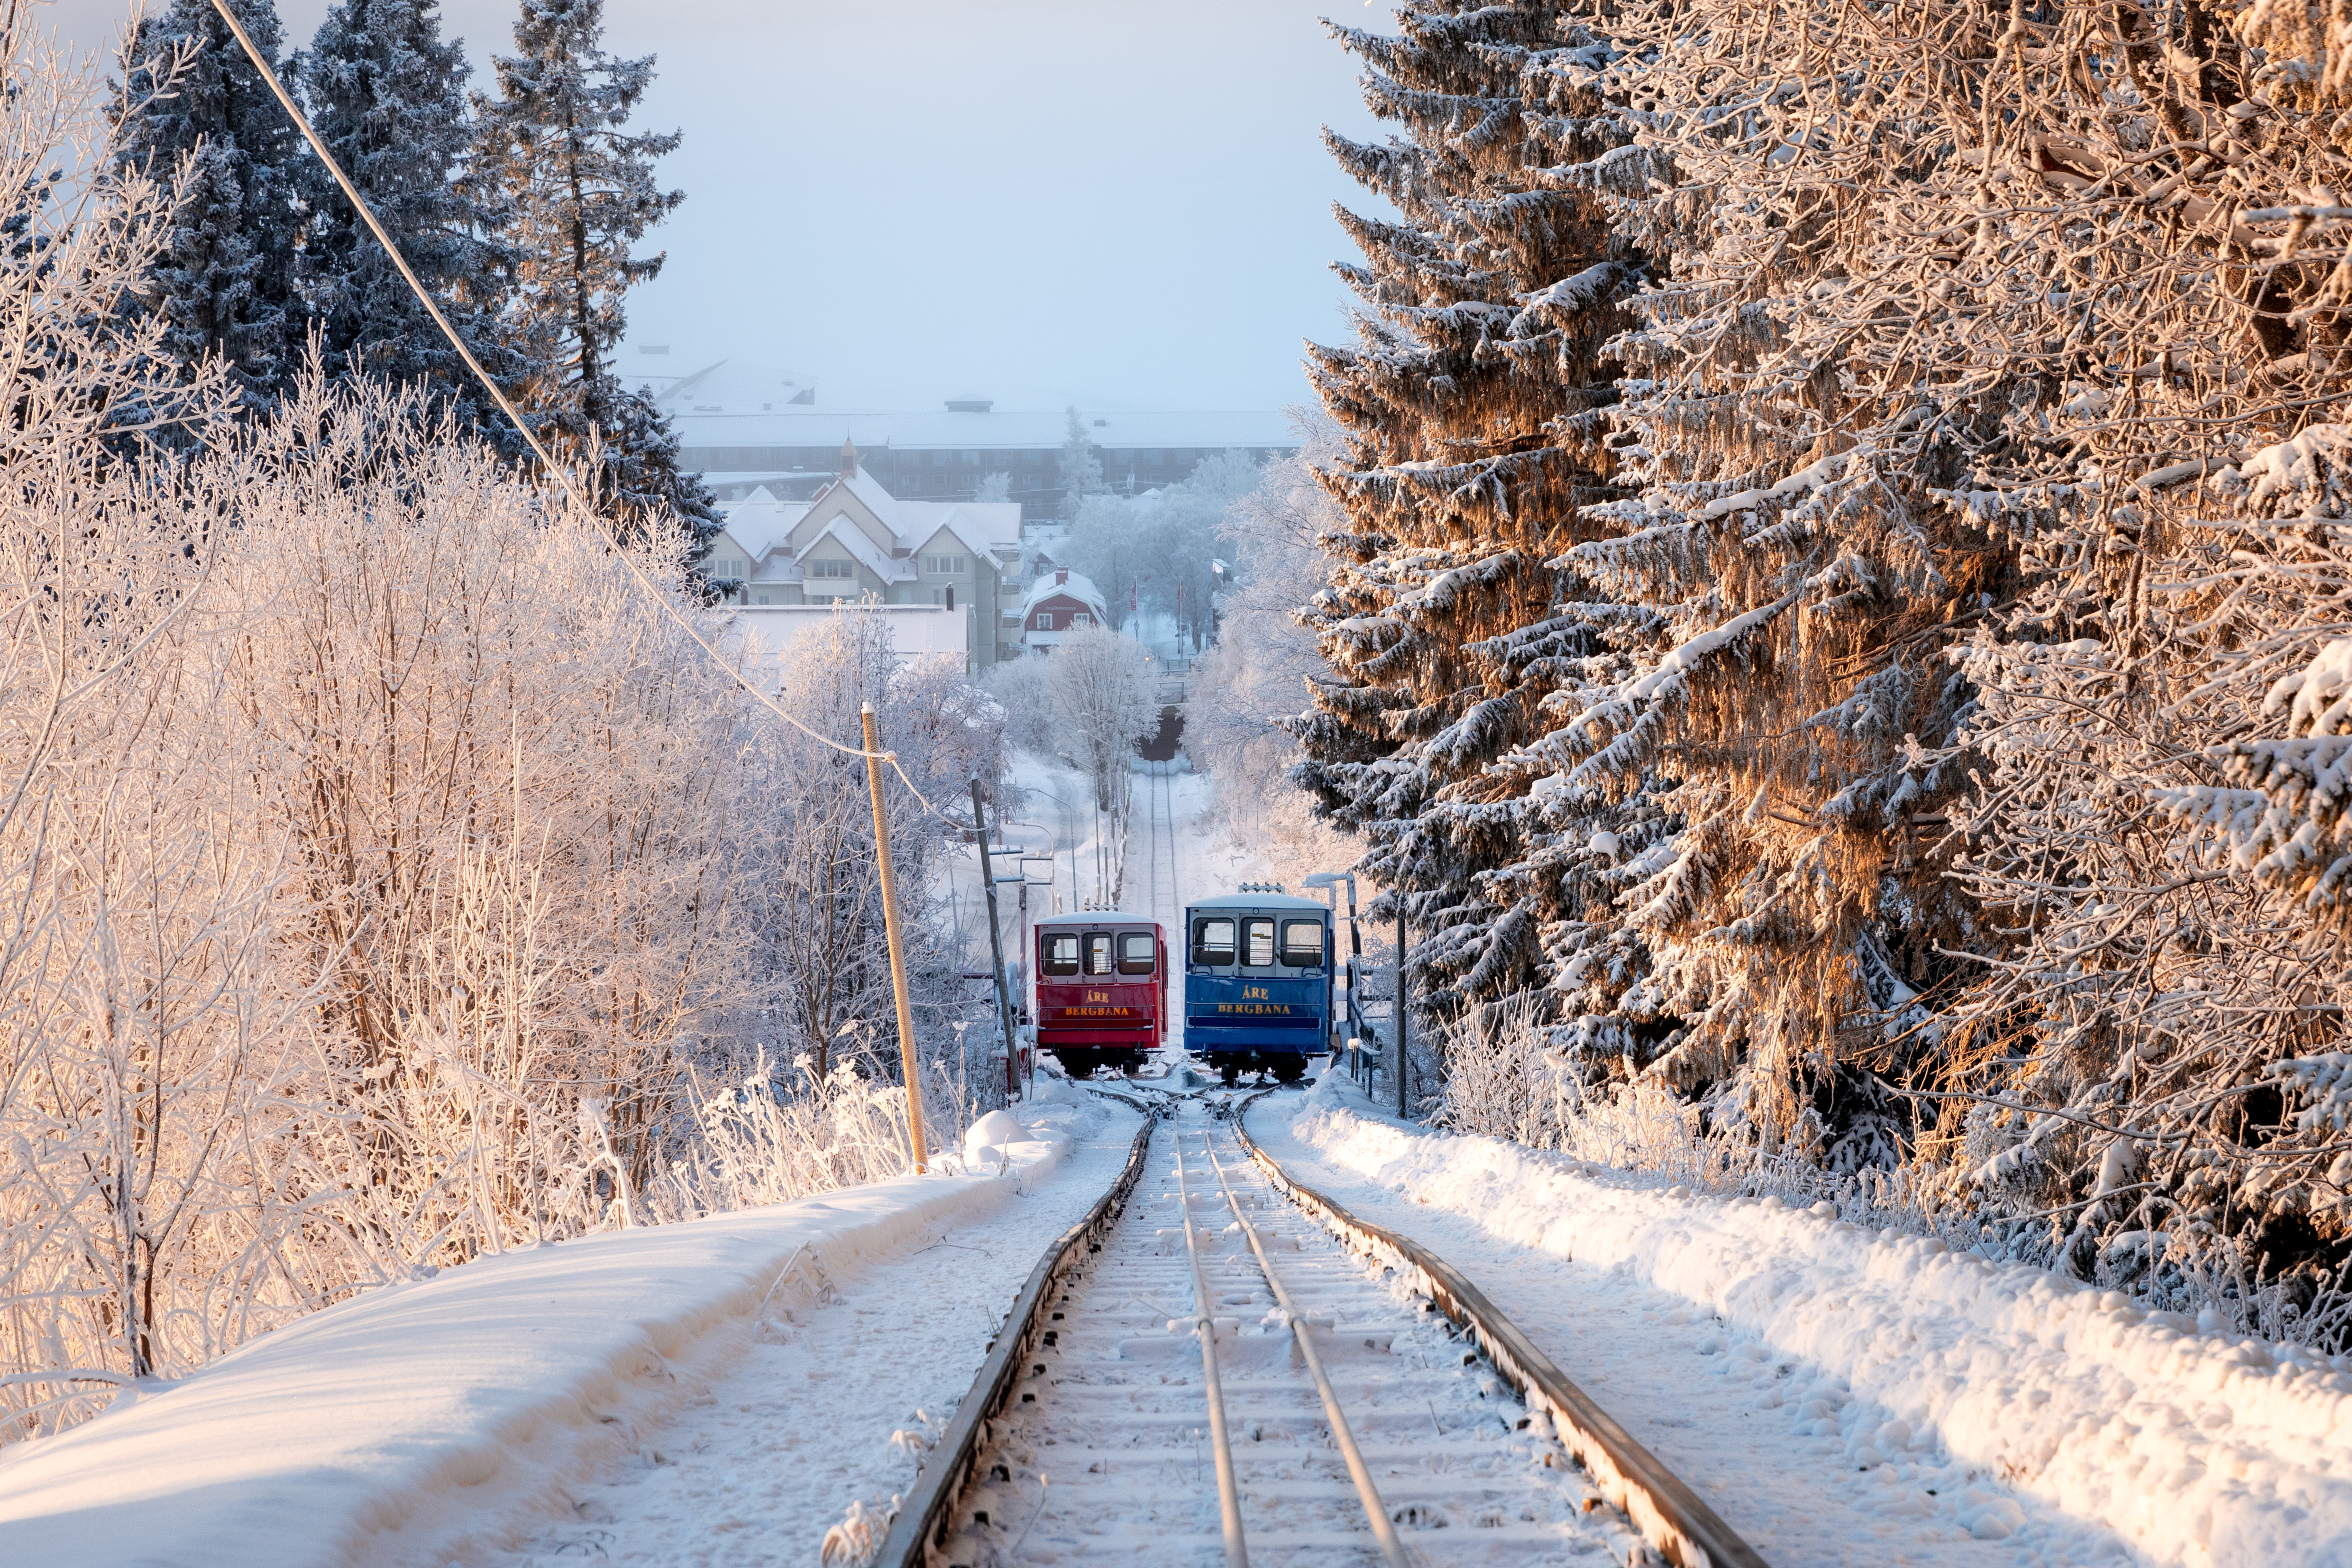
1071 612 1093 628
921 554 970 575
1034 611 1053 630
808 559 854 580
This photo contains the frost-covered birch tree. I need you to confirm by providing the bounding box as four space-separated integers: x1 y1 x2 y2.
1049 625 1156 814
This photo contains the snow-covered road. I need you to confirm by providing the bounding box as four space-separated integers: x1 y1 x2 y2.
478 1094 1144 1568
1246 1075 2158 1568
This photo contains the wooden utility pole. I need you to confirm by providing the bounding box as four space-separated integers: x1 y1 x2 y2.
970 775 1021 1103
862 702 926 1173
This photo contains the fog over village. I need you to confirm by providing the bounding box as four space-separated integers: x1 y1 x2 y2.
0 2 2349 1565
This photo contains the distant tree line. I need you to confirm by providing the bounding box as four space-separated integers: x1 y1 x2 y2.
107 0 716 550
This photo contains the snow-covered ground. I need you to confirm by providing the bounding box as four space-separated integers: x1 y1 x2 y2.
0 1088 1140 1568
1248 1072 2352 1568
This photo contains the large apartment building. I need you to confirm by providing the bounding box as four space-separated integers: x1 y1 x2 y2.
649 360 1299 522
707 440 1023 672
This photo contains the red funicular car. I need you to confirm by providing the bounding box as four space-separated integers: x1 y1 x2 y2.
1033 911 1165 1077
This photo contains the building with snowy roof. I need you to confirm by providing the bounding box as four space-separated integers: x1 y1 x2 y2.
1019 568 1109 655
645 360 1299 522
705 440 1024 672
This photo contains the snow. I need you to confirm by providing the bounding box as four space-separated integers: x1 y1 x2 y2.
2265 638 2352 736
0 1093 1139 1568
478 1084 1136 1568
1018 568 1107 617
1693 447 1850 521
1248 1075 2352 1568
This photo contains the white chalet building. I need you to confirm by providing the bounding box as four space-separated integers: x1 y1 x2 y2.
1020 569 1110 655
706 440 1023 670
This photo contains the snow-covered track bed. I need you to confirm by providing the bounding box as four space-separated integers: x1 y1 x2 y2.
913 1095 1647 1568
876 1096 1162 1565
1229 1092 1768 1568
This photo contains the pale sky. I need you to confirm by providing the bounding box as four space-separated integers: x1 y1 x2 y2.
40 0 1394 412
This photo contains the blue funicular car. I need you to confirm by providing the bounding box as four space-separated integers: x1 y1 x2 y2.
1182 884 1334 1084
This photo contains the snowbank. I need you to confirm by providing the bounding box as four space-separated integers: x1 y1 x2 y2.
0 1100 1123 1568
1269 1081 2352 1568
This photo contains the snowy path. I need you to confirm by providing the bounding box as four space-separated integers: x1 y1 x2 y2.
934 1096 1641 1566
1245 1077 2151 1568
480 1099 1144 1568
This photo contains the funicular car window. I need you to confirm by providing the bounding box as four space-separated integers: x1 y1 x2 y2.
1117 932 1155 975
1085 933 1114 975
1279 920 1325 968
1243 918 1276 966
1192 918 1235 966
1043 934 1080 976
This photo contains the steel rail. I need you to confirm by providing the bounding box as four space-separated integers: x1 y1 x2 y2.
1227 1092 1774 1568
1200 1128 1411 1568
875 1101 1160 1568
1173 1132 1252 1568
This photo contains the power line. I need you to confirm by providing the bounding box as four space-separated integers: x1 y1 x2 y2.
200 0 952 822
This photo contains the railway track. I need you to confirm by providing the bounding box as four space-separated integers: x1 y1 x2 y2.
884 1091 1767 1568
1138 759 1183 934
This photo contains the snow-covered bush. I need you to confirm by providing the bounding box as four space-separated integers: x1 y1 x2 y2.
648 1048 979 1218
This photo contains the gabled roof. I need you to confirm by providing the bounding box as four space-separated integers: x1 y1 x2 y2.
714 486 815 563
790 470 900 557
1022 570 1107 617
904 501 1021 562
796 517 904 582
728 463 1022 577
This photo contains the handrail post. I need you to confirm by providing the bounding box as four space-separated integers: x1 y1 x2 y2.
1396 898 1409 1118
970 775 1021 1104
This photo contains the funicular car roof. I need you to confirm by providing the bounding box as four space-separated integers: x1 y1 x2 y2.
1034 910 1158 929
1184 893 1330 914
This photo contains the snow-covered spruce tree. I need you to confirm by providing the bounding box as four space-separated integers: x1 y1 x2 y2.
1296 3 1651 1047
474 0 715 547
110 0 307 412
1569 0 2352 1294
296 0 519 429
1484 1 2004 1155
